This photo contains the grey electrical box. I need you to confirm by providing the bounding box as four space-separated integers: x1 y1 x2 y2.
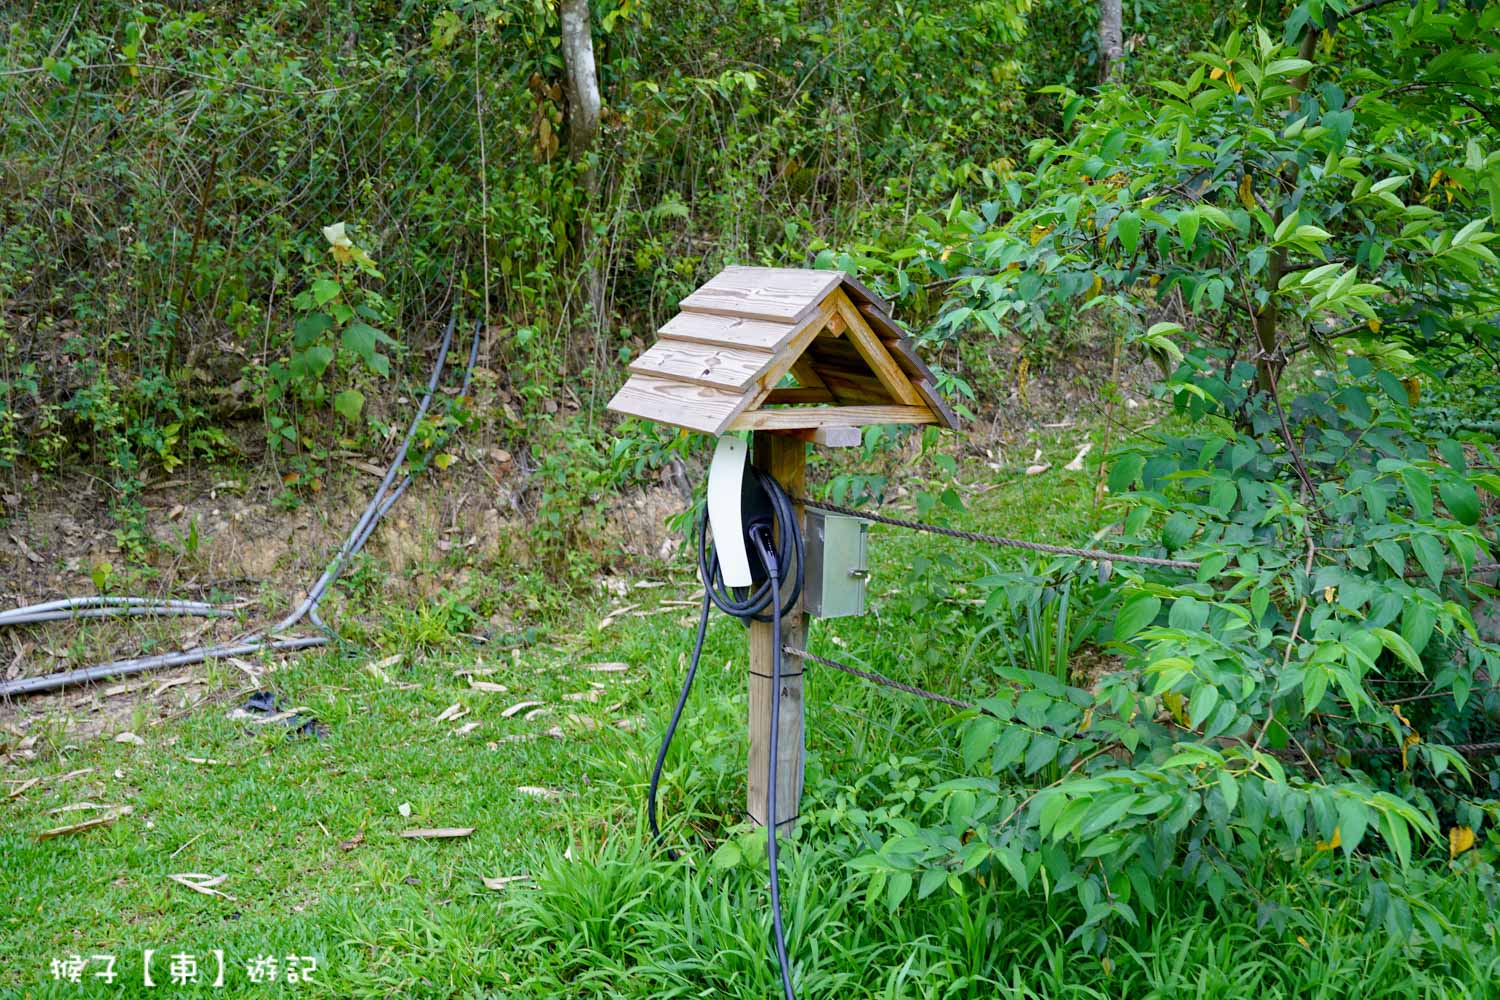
804 511 869 619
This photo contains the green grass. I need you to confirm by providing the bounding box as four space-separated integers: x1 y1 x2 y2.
4 417 1498 997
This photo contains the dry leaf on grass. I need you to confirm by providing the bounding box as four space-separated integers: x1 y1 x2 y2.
500 700 543 719
482 874 533 891
598 603 640 629
38 806 132 839
400 827 474 839
562 688 602 704
522 706 550 721
489 734 538 747
247 708 312 726
1025 462 1051 476
468 680 510 693
565 713 598 731
581 662 630 673
183 757 223 766
48 802 116 815
168 872 235 900
397 802 413 818
366 655 401 684
225 657 263 680
516 786 561 800
151 677 195 697
1064 441 1093 471
452 721 481 737
114 732 146 745
338 831 365 851
434 702 468 724
6 777 40 800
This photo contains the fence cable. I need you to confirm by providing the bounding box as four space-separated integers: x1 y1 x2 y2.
796 497 1202 570
789 644 1500 759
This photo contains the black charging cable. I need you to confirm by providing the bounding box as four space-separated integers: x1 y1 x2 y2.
647 465 802 1000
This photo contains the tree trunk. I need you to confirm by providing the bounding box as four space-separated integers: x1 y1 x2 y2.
559 0 604 325
1098 0 1123 83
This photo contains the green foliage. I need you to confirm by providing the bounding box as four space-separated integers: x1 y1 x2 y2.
865 9 1499 385
819 0 1500 952
847 353 1500 951
262 224 398 453
1 0 1044 493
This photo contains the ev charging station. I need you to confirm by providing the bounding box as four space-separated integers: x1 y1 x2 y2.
607 266 957 999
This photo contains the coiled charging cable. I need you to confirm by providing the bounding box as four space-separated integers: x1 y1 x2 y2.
647 465 803 1000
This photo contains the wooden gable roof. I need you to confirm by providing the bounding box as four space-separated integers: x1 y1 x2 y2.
607 266 958 436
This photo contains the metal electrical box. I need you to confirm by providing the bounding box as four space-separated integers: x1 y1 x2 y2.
804 511 869 619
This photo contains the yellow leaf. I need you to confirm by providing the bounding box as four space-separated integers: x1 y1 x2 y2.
1297 935 1310 949
1429 170 1444 190
1238 174 1256 211
434 453 457 470
1315 826 1342 852
1403 377 1420 406
1162 690 1188 727
1227 72 1241 94
1366 318 1381 333
1449 825 1475 859
1323 586 1336 603
1029 224 1052 246
1210 67 1224 80
1401 731 1421 770
1089 274 1103 298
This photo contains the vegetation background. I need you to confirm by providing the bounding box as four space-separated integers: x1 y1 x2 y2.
2 0 1499 996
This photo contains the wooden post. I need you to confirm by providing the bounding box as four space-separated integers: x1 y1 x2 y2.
747 432 806 829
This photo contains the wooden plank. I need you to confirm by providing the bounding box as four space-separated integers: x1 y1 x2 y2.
837 273 890 314
747 433 806 829
857 302 939 380
914 378 960 429
831 291 925 407
657 311 799 353
804 333 866 367
780 426 861 448
735 302 838 412
856 301 910 344
765 387 835 404
628 339 774 392
854 304 960 429
606 375 751 435
730 405 937 430
814 368 895 406
788 357 829 393
679 266 844 324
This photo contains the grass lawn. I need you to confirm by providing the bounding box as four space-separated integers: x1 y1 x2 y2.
4 414 1498 998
